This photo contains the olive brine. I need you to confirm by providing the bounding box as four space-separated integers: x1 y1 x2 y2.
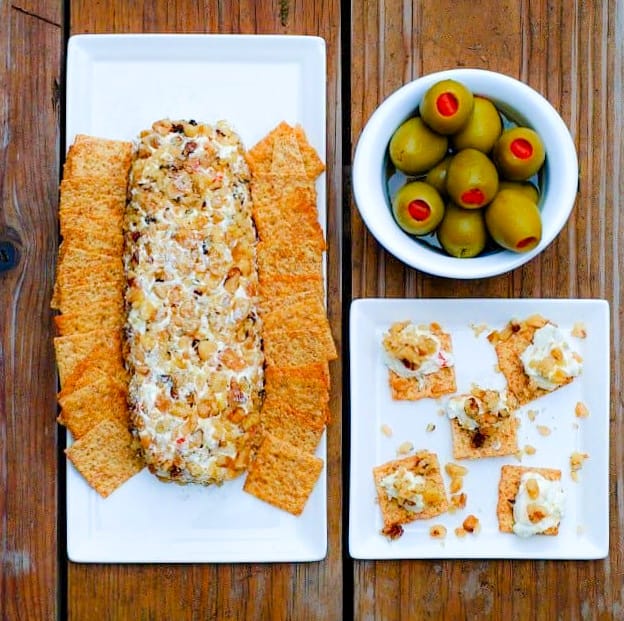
388 79 545 258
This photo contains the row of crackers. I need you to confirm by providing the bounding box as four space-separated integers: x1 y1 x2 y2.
242 123 337 516
52 135 143 497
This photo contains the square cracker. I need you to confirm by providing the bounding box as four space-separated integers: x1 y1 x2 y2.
263 327 337 367
491 316 576 406
54 245 123 291
373 451 449 536
63 135 134 179
388 327 456 401
262 291 331 335
65 418 143 498
270 129 306 177
293 124 325 180
257 239 323 280
450 416 519 459
243 433 324 515
54 302 124 336
57 283 124 318
59 176 128 211
58 374 129 439
258 275 325 312
246 122 290 177
58 365 126 400
497 465 562 535
61 225 124 258
260 406 325 454
53 328 123 387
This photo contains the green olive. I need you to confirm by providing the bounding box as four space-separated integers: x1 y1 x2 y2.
493 127 546 181
485 189 542 253
497 180 540 204
437 202 488 258
451 96 502 153
419 79 474 135
446 148 499 209
425 155 453 196
388 117 448 175
392 181 445 236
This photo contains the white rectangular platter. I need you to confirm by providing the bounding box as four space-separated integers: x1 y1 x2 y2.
349 298 610 560
65 34 327 563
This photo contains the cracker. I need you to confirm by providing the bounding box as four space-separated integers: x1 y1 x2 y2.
263 327 337 367
65 419 143 498
54 301 124 335
59 176 128 212
256 239 323 280
497 465 562 535
270 128 306 177
243 433 324 515
58 374 129 439
262 291 331 333
260 406 325 454
388 330 456 400
258 276 325 312
450 416 519 459
53 328 123 387
373 451 449 534
251 173 317 207
58 365 126 400
54 245 123 292
57 283 124 318
63 135 134 179
246 122 292 177
293 124 325 180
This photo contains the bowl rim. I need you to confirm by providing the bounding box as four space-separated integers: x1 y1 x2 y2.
352 68 579 279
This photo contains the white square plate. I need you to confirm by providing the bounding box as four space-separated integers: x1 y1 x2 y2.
65 33 327 563
349 298 610 559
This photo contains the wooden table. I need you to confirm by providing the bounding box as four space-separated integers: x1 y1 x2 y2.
0 1 621 619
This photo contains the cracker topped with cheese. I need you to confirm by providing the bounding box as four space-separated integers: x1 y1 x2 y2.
382 321 456 400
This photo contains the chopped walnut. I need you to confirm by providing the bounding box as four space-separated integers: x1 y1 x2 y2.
527 503 548 523
527 409 538 422
525 477 540 500
445 462 468 478
575 402 589 418
396 441 414 456
380 424 393 437
429 524 447 539
426 423 436 433
524 444 537 456
382 523 404 540
571 322 587 338
449 492 467 513
454 527 467 538
462 514 480 533
537 425 551 436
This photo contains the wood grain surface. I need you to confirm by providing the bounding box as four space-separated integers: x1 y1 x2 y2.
350 1 623 620
1 0 623 619
0 1 62 620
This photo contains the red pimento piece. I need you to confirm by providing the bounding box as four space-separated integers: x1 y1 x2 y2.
510 138 533 159
460 188 485 206
516 236 537 249
436 92 459 117
407 199 431 221
176 437 185 444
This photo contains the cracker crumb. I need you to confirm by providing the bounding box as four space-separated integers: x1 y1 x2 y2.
571 322 587 339
426 423 436 433
537 425 551 436
524 444 536 455
575 402 589 418
396 441 414 455
470 322 488 337
454 527 467 538
527 409 538 422
381 424 393 437
445 462 468 477
462 514 480 534
570 451 589 481
429 524 447 539
450 477 463 494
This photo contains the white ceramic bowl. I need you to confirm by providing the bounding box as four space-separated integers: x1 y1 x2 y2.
352 68 578 279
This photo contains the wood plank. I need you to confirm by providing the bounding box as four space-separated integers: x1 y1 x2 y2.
350 1 623 619
66 2 343 620
0 3 61 620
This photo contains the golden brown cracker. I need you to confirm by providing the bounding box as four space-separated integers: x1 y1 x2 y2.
373 451 449 533
258 275 325 312
53 328 123 388
256 239 323 280
262 291 331 334
388 330 456 401
497 465 562 535
56 283 124 318
61 225 124 258
58 374 129 439
270 129 306 177
65 419 143 498
293 124 325 180
63 135 134 179
54 301 124 336
243 433 324 515
59 176 128 210
58 365 126 400
54 245 123 290
260 406 325 454
450 416 519 460
263 327 337 367
246 122 292 177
